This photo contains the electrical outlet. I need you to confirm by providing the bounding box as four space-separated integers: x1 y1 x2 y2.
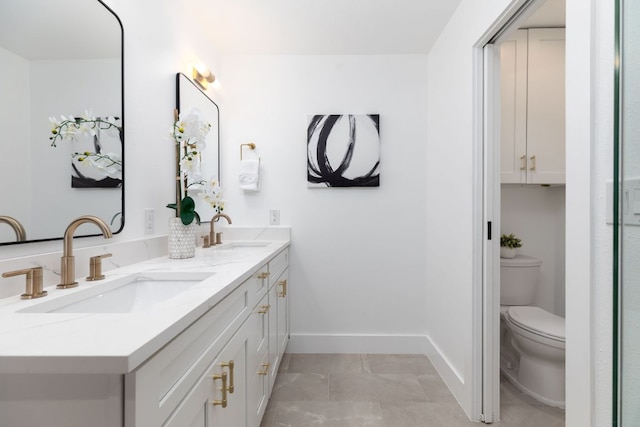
144 208 154 234
270 210 280 226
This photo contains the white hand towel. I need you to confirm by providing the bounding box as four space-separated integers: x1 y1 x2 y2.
239 158 260 191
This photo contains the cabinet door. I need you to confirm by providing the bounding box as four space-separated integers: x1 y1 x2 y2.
526 28 566 184
276 270 290 372
247 295 270 427
210 326 249 427
500 29 528 184
164 325 249 427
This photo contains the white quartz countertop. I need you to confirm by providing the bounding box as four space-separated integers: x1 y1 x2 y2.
0 239 289 375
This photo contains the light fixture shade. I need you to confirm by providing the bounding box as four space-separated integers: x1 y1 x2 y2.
192 65 215 89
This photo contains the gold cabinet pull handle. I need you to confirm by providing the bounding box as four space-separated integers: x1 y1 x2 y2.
278 279 287 297
520 155 526 171
257 304 271 314
221 360 235 393
530 155 536 171
212 371 228 408
2 267 47 299
257 271 270 279
257 362 271 376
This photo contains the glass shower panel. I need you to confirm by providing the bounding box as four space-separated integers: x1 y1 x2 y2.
619 0 640 424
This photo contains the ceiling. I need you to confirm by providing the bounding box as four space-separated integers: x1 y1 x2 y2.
184 0 464 55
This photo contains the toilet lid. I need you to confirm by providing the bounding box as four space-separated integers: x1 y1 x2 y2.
507 306 565 341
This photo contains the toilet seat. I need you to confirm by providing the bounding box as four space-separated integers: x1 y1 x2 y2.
507 306 565 342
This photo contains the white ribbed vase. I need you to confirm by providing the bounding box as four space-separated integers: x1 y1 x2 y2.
168 217 196 259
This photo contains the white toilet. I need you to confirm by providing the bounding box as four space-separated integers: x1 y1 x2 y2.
500 255 565 408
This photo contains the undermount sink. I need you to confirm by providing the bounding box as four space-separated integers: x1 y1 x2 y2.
19 271 214 314
216 241 271 250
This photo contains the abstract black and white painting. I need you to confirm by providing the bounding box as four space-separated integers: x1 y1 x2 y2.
307 114 380 188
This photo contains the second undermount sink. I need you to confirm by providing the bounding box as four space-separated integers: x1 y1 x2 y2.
215 241 271 250
19 271 214 314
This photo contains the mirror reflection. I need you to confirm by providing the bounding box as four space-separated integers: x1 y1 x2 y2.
176 73 220 222
0 0 124 245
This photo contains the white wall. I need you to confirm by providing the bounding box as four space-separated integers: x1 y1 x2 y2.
501 185 566 316
218 54 430 352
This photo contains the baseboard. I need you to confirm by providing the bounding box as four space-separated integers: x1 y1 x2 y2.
287 333 431 354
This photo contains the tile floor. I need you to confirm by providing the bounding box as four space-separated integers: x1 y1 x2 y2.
260 353 565 427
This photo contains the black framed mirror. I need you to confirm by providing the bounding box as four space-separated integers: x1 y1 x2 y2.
0 0 124 245
176 72 220 222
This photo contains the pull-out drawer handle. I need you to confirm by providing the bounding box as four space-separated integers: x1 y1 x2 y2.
257 271 270 279
212 371 228 408
257 304 271 314
221 360 235 393
257 362 271 376
278 279 287 297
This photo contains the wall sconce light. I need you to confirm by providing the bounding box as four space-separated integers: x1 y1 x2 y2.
192 64 216 90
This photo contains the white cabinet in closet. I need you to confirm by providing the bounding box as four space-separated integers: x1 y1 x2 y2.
500 28 566 184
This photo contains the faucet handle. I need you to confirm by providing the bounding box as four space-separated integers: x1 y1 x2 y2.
86 253 112 281
201 235 211 248
2 267 47 299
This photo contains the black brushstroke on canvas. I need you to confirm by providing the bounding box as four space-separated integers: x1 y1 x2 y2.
307 114 380 187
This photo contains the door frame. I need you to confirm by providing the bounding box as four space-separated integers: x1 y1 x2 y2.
471 0 542 422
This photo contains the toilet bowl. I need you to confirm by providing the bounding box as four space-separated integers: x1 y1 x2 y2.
500 255 565 408
503 306 565 407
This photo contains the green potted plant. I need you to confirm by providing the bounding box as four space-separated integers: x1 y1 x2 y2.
500 233 522 258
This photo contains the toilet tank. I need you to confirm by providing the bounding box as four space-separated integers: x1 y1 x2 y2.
500 255 542 305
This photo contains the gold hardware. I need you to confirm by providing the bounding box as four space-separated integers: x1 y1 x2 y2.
240 142 256 160
209 213 232 246
0 216 26 242
86 253 112 281
201 235 211 248
212 371 228 408
58 216 112 289
221 360 235 393
257 362 271 376
215 232 223 245
2 267 47 299
257 271 270 279
519 155 526 171
530 155 536 171
257 304 271 314
278 279 287 297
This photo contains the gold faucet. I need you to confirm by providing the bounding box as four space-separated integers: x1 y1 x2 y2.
0 216 26 242
58 215 113 289
209 213 232 246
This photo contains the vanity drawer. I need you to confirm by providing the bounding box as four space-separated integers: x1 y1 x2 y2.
125 279 251 426
268 249 288 288
248 263 269 310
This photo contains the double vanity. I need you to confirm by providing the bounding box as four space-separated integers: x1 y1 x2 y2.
0 229 290 427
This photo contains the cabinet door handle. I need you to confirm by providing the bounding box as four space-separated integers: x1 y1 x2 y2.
257 362 271 376
520 155 526 171
221 360 235 393
530 155 536 171
212 371 228 408
278 279 287 297
257 271 270 279
257 304 271 314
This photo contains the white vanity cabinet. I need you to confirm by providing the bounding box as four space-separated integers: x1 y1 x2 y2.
124 248 290 427
500 28 566 184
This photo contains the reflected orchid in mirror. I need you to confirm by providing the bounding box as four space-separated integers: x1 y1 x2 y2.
72 151 122 179
49 110 123 188
196 178 225 214
49 111 120 147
